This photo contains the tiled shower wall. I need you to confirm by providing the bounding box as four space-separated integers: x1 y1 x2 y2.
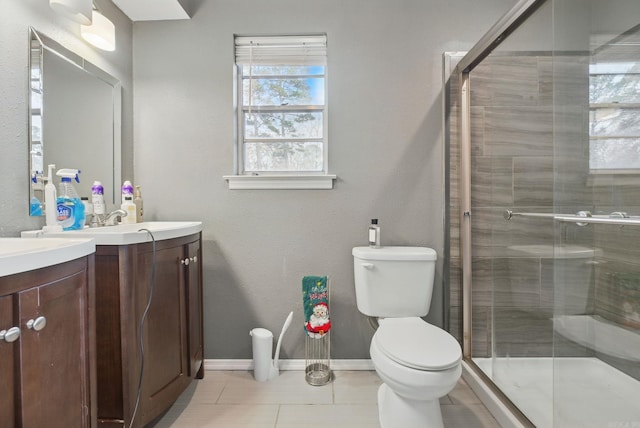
581 29 640 379
448 53 559 358
447 46 640 380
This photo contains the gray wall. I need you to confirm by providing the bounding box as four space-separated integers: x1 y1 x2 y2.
132 0 517 359
0 0 133 236
0 0 517 361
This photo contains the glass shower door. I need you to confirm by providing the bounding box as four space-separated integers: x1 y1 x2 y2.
465 2 556 425
451 0 640 427
552 1 640 426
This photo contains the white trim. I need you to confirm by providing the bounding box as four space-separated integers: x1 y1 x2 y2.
461 361 526 428
234 34 329 178
224 174 336 190
204 358 374 371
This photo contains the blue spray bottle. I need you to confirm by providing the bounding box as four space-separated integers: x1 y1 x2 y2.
56 169 86 230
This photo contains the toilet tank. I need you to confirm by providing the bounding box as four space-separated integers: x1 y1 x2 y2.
508 245 600 315
352 246 437 317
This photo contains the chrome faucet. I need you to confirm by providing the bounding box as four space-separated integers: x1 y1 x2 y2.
103 209 127 226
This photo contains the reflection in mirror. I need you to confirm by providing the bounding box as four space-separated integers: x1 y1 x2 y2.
28 27 121 215
589 24 640 172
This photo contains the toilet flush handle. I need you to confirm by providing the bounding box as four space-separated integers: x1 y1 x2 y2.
362 263 374 270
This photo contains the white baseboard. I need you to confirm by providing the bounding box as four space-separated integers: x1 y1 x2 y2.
204 359 374 371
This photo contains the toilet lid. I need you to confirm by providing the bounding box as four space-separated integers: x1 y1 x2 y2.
374 317 462 370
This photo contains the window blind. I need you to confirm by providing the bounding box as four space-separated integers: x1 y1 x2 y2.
234 34 327 66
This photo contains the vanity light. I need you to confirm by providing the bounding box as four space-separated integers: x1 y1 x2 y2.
81 10 116 51
49 0 93 25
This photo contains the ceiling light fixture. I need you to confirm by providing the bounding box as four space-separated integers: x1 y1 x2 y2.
49 0 93 25
81 10 116 51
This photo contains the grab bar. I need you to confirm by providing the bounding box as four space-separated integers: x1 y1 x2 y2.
503 210 559 220
503 210 593 221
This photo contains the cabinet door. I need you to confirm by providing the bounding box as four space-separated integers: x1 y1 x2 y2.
186 240 203 378
139 243 188 422
18 271 90 428
0 295 16 426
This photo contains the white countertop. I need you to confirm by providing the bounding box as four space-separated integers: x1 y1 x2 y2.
0 237 95 277
21 221 202 245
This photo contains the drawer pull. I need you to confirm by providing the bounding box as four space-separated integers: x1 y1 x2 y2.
0 327 20 343
26 316 47 332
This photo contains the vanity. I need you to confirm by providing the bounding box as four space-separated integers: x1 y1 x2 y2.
94 224 203 428
0 238 96 427
21 222 204 428
21 28 204 427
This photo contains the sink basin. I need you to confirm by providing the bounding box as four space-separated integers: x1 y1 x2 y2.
0 237 95 277
21 221 202 245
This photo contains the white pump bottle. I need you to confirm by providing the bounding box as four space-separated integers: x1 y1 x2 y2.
42 164 63 233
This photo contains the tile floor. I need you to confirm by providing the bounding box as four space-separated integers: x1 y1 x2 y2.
149 370 501 428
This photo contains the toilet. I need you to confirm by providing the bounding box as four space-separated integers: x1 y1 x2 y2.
353 246 462 428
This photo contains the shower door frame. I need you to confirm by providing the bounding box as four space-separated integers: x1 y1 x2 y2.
453 0 640 425
453 0 548 426
456 0 548 356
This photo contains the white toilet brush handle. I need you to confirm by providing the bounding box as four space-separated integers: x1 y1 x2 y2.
273 311 294 369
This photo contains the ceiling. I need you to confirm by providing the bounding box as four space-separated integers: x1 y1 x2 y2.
111 0 190 21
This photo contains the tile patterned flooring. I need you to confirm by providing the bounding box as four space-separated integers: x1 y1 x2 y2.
149 370 501 428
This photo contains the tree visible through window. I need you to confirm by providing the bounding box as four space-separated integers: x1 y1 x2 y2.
235 35 327 174
589 61 640 172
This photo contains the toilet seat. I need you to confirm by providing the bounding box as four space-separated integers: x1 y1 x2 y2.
374 317 461 371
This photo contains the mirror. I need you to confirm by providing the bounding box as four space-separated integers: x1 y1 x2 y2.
588 24 640 172
29 27 121 215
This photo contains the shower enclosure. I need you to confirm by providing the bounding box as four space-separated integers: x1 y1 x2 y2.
446 0 640 426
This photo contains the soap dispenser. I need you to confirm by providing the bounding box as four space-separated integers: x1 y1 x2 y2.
134 185 144 223
120 196 136 224
368 219 381 248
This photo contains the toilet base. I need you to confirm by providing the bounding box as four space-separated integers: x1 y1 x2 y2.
378 383 444 428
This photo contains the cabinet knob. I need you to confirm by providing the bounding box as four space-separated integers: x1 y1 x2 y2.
181 258 190 266
26 316 47 332
190 256 197 264
0 327 21 343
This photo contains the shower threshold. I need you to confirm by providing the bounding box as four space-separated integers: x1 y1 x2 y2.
473 356 640 428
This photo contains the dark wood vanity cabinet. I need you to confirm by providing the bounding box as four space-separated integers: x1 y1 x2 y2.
186 241 204 379
0 257 96 428
0 294 16 425
95 233 203 428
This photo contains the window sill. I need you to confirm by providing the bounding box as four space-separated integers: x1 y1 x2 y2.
224 174 337 190
586 172 640 187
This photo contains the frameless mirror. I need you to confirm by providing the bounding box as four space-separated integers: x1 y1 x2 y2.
29 27 121 215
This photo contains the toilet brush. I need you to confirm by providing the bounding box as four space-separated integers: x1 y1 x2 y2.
269 311 294 380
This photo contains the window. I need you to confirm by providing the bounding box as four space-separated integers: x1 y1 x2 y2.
227 34 334 189
589 61 640 173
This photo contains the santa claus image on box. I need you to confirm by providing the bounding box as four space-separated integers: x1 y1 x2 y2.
305 302 331 338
